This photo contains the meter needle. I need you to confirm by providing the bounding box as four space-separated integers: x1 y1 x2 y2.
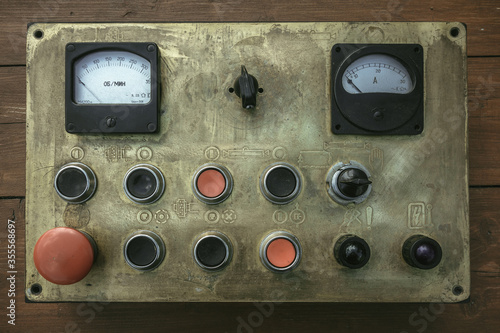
347 78 363 94
77 76 102 103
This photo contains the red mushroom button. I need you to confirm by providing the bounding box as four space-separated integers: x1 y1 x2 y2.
33 227 95 285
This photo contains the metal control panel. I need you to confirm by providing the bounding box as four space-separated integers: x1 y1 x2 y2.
25 22 469 302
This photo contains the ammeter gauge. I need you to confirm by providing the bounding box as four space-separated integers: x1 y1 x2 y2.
65 43 160 133
331 44 424 135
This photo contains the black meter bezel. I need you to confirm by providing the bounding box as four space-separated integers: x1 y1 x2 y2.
65 42 160 134
331 44 424 135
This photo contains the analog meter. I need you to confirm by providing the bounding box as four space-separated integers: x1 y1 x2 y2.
331 44 424 135
65 43 160 133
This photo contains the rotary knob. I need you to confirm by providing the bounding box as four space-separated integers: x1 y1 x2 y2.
233 65 259 109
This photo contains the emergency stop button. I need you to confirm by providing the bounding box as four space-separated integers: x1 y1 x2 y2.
33 227 96 285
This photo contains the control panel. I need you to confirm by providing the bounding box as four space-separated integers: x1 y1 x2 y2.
25 22 469 302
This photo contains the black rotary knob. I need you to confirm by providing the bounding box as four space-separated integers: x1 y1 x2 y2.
337 168 372 198
234 65 259 109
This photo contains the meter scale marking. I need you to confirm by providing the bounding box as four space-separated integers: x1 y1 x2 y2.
342 54 413 94
74 50 152 105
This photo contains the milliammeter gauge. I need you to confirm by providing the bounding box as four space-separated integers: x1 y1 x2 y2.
331 44 424 135
65 43 160 133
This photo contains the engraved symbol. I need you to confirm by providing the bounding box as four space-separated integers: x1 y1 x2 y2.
173 199 198 218
204 210 220 224
155 209 170 224
366 206 373 229
290 204 305 224
272 147 287 160
205 146 220 161
104 27 124 41
137 146 153 161
342 207 363 227
369 147 384 171
272 210 288 224
222 209 237 224
105 145 131 162
408 203 433 229
363 26 385 43
70 147 85 161
222 147 271 159
324 141 371 151
298 151 332 169
137 210 153 224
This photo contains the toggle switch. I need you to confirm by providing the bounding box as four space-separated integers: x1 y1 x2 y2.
33 227 97 285
402 235 442 269
233 65 259 109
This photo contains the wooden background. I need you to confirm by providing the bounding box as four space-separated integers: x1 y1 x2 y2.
1 1 499 332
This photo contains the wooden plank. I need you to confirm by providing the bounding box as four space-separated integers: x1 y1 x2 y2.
468 57 500 186
0 67 25 124
1 188 498 331
0 123 25 197
0 0 500 65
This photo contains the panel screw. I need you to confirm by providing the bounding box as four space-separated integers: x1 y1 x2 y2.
106 117 116 128
147 123 156 132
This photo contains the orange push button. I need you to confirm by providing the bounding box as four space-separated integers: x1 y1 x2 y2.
266 238 296 268
33 227 95 285
197 169 226 198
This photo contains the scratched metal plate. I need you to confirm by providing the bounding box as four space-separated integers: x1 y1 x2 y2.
25 22 469 302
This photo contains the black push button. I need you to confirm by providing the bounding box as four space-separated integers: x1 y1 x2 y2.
124 231 165 271
193 233 232 271
195 236 227 268
57 168 87 198
54 162 97 204
126 236 157 267
123 164 165 204
265 167 297 198
334 235 371 269
260 163 302 204
126 169 157 199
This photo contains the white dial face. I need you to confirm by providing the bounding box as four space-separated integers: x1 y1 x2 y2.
342 54 413 94
74 50 151 104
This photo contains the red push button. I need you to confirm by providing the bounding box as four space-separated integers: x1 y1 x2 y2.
197 169 226 198
266 238 296 268
34 227 95 285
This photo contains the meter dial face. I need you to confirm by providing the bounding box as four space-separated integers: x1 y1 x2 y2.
74 50 151 105
342 54 413 94
331 44 424 135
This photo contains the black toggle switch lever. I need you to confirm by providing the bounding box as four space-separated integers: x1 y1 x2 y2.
337 168 372 198
234 66 259 109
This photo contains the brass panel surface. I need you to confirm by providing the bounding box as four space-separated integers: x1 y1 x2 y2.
25 22 468 302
